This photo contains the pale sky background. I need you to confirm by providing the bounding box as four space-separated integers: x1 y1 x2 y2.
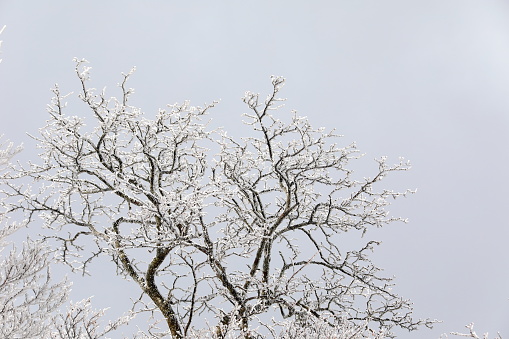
1 1 509 338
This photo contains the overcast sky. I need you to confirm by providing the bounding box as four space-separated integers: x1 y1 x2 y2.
1 1 509 338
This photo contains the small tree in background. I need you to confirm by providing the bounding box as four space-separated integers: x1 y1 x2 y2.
0 138 69 339
1 59 437 338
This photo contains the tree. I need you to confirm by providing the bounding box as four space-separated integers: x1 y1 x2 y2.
1 58 437 338
0 137 70 338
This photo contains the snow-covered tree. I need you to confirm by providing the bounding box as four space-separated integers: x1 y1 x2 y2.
1 59 437 338
0 137 70 338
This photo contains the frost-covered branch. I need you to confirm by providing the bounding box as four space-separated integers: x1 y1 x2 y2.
0 25 6 63
52 298 134 339
442 323 503 339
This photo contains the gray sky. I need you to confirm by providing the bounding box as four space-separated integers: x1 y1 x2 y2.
1 1 508 337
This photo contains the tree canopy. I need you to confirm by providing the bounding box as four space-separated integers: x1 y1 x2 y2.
1 59 436 338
